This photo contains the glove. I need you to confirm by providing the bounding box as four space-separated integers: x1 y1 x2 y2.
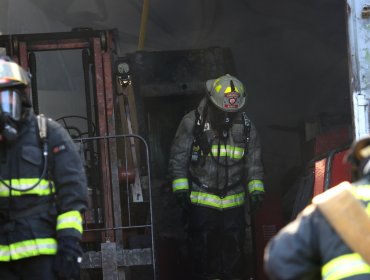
54 236 83 280
175 192 191 229
250 191 265 212
175 192 191 213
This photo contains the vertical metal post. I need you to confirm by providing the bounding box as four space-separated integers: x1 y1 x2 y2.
28 52 39 114
138 0 150 50
346 0 370 139
101 242 119 280
92 37 115 242
102 33 124 245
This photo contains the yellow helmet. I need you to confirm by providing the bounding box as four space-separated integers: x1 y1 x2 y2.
0 56 30 89
206 74 246 112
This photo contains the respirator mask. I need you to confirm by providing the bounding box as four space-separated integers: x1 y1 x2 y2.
208 102 235 137
0 88 22 141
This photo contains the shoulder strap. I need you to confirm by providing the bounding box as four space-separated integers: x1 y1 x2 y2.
36 114 48 143
312 181 370 265
241 112 251 147
193 104 208 138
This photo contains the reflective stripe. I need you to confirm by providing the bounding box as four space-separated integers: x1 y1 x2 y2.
0 238 57 261
248 180 264 193
57 210 83 234
322 253 370 280
214 78 243 94
352 184 370 200
224 86 240 93
172 178 189 192
190 191 245 209
0 179 55 197
215 84 222 93
349 185 370 215
210 145 245 159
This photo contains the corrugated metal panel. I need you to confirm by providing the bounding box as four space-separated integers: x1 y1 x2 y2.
346 0 370 138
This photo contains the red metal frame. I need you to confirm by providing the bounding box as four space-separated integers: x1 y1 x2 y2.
0 30 120 243
312 127 352 196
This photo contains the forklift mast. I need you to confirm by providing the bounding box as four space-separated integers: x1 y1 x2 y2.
0 29 156 279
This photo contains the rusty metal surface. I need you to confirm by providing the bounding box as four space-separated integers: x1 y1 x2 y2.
92 37 116 243
101 242 119 280
103 41 124 244
0 30 116 56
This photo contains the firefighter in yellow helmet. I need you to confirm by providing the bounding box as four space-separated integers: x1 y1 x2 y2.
169 74 265 279
264 135 370 279
0 56 87 279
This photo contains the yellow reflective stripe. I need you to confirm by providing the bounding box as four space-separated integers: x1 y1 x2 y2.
0 238 57 261
57 210 83 234
0 179 55 197
172 178 189 192
215 84 222 93
210 145 245 159
224 86 240 93
322 253 370 280
352 184 370 200
248 180 265 193
190 191 245 209
349 185 370 215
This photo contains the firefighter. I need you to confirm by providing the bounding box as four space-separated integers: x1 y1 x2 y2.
0 56 87 279
169 74 265 280
264 135 370 279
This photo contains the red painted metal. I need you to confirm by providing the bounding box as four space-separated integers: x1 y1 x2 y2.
311 127 352 196
92 37 115 242
27 41 90 51
18 42 28 70
313 127 350 157
313 158 327 197
102 37 124 243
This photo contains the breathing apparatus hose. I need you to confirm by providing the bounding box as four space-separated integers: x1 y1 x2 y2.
0 141 49 192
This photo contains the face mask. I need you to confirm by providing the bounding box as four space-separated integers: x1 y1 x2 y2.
208 105 237 140
0 89 22 141
0 89 22 121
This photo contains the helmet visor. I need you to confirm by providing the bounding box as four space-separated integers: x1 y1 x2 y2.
0 89 22 121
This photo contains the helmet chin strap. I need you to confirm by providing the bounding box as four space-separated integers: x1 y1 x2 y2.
2 124 18 141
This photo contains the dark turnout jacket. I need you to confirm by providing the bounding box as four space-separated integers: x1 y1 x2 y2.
0 112 87 261
264 177 370 280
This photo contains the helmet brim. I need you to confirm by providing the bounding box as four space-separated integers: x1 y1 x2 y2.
206 79 215 93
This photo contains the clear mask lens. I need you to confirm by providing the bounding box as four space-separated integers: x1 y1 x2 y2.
0 89 22 121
